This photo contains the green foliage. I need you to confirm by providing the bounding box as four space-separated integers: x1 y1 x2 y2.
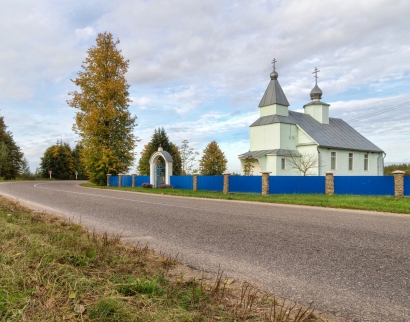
18 157 32 179
137 127 182 175
243 155 256 176
0 116 23 179
199 141 227 175
39 141 76 179
68 32 138 185
384 163 410 176
71 143 88 180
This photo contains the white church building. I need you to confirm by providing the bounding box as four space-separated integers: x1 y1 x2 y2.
239 63 385 176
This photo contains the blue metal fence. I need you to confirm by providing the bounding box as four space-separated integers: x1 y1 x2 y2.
404 176 410 196
269 176 325 194
122 175 132 187
170 176 193 189
109 176 118 186
136 176 150 186
230 176 262 193
334 176 394 195
198 176 224 191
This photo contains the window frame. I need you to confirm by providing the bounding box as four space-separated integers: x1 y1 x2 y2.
330 151 337 170
281 158 286 170
364 152 369 171
348 152 354 171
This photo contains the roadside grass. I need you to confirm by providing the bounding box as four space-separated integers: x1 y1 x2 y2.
0 196 321 321
82 183 410 214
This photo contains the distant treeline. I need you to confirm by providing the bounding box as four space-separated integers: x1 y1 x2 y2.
384 164 410 176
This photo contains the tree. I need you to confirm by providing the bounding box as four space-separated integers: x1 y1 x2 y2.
199 141 227 175
0 116 23 179
179 140 199 175
19 157 32 179
243 155 256 176
138 128 182 175
72 143 88 180
67 32 137 185
384 163 410 176
40 141 76 180
287 151 318 176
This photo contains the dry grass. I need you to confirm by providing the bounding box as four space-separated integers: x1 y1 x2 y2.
0 196 326 321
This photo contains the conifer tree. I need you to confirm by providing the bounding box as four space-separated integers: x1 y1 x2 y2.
68 32 137 185
199 141 227 175
137 128 182 175
0 116 23 179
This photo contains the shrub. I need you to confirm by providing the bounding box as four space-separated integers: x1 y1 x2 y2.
141 183 153 188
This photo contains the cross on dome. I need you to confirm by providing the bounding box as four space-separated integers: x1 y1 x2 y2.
312 67 320 85
271 58 277 72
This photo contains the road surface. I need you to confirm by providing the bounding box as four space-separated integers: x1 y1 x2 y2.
0 181 409 322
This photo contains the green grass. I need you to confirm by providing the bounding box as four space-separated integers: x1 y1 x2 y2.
82 183 410 214
0 197 320 321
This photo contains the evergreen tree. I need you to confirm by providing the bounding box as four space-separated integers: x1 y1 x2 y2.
40 141 76 180
137 128 182 175
0 116 23 179
199 141 227 175
68 32 138 185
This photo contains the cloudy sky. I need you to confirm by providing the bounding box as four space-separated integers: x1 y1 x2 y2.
1 0 409 173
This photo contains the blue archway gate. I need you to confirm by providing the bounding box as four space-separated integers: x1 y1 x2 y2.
149 146 173 188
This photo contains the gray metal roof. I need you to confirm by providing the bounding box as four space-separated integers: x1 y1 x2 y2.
259 78 290 107
239 149 300 159
250 111 384 153
161 151 173 162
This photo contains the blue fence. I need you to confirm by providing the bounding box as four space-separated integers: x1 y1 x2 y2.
198 176 224 191
269 176 325 194
404 176 410 196
136 176 150 186
230 176 262 193
334 176 394 195
109 176 118 186
171 176 193 189
122 175 132 187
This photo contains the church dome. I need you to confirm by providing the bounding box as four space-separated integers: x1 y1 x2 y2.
270 70 278 80
310 84 322 101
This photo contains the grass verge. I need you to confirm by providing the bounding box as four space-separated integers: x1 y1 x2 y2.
0 196 322 321
82 183 410 214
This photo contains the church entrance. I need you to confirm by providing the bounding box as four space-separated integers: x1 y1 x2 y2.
149 146 174 187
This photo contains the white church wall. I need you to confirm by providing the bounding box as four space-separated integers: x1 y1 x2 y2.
318 148 382 176
297 127 316 145
250 124 280 151
260 104 288 117
279 123 298 150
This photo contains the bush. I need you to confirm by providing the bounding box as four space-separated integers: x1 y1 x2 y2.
141 183 153 188
158 184 173 189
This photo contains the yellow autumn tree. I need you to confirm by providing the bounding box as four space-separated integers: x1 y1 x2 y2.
199 141 227 175
68 32 137 185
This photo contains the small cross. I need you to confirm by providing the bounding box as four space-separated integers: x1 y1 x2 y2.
313 67 320 84
271 58 277 72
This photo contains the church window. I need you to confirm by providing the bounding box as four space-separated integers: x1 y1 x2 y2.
281 158 286 170
348 153 354 171
364 153 369 171
331 152 336 170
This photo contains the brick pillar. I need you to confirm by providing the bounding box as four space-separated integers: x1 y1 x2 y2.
325 172 334 195
223 172 230 194
193 174 198 191
392 170 405 197
261 172 271 196
131 174 136 187
118 174 123 187
107 174 112 186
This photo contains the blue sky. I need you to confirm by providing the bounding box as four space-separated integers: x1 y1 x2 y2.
1 0 409 173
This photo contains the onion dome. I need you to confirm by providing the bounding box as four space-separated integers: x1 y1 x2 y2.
310 84 323 101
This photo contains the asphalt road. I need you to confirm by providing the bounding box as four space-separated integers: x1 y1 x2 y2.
0 181 409 322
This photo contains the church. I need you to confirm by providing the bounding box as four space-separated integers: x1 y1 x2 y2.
239 61 385 176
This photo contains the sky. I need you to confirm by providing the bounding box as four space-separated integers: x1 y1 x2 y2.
0 0 409 173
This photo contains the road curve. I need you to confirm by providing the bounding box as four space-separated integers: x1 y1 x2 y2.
0 181 409 322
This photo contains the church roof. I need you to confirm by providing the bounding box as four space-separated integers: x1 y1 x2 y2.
238 149 300 159
250 111 384 153
258 71 290 107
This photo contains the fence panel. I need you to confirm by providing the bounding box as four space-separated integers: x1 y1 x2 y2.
230 176 262 193
404 176 410 196
198 176 224 191
122 175 132 187
334 176 394 195
136 176 150 187
109 176 118 186
269 176 325 194
170 176 193 189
